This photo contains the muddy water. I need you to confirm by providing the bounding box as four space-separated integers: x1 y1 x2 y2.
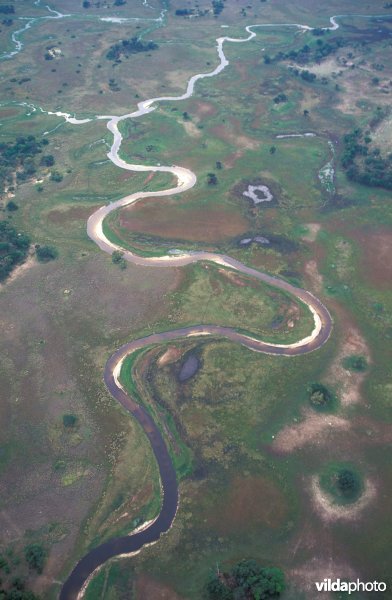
179 354 200 381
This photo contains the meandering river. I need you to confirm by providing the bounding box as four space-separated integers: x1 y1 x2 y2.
6 9 388 599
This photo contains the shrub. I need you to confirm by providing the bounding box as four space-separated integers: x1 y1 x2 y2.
36 245 58 262
50 170 63 182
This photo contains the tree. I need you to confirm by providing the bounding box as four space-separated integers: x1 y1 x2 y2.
336 469 359 497
40 155 55 167
269 146 276 154
36 245 58 262
50 170 63 182
303 109 309 117
6 200 18 211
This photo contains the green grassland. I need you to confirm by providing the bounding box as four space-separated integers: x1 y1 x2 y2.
1 0 392 597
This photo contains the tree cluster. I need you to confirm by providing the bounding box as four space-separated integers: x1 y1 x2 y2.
272 93 287 104
106 37 158 61
206 559 285 599
264 36 345 66
341 128 392 190
0 547 42 599
212 0 225 15
0 5 14 14
0 221 30 282
0 136 52 195
175 8 194 16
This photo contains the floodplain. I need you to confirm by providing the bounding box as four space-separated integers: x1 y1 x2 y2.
0 0 391 598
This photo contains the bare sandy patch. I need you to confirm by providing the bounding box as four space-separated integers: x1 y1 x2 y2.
218 268 247 287
310 475 377 522
303 57 340 77
299 91 321 113
301 223 321 242
165 69 196 91
210 118 259 151
272 410 350 454
158 346 183 367
325 326 370 406
290 557 357 599
0 251 36 291
225 149 244 169
304 259 323 293
335 69 391 115
192 100 216 118
180 119 201 138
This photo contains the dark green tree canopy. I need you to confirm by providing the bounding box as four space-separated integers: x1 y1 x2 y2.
206 559 285 599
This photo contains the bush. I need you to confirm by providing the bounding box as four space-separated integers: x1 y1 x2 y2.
36 245 58 263
342 355 367 372
320 464 363 503
63 414 77 428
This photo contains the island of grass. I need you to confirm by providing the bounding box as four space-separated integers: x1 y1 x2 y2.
319 463 364 505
